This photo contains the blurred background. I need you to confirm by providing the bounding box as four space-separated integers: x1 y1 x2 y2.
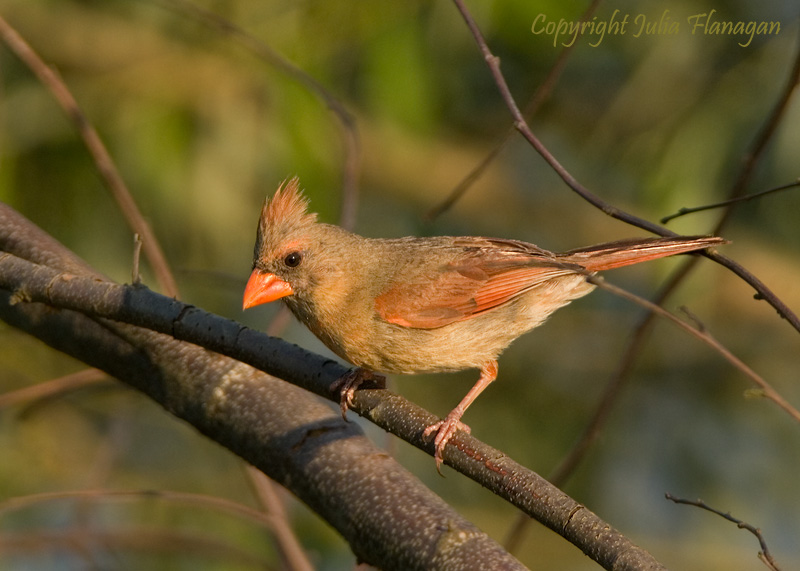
1 0 798 569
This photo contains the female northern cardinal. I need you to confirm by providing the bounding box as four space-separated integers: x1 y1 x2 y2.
243 178 726 468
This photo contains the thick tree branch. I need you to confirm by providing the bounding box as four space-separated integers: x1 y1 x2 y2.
0 14 179 297
0 205 525 571
0 202 668 570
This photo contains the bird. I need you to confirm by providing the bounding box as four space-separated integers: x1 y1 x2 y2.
243 177 726 469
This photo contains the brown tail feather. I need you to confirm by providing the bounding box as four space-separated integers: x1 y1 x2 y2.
560 236 727 272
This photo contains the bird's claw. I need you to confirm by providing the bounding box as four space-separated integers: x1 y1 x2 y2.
422 414 471 473
329 368 386 421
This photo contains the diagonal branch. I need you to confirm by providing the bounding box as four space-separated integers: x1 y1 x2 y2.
0 207 528 571
426 0 604 220
449 0 800 335
661 179 800 225
0 15 179 298
711 29 800 236
586 276 800 423
450 0 666 235
155 0 362 231
0 201 666 571
665 494 781 571
545 19 800 493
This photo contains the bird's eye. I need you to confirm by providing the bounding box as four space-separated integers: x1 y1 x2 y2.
283 251 302 268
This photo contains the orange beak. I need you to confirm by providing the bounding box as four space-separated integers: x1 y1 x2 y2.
242 270 294 310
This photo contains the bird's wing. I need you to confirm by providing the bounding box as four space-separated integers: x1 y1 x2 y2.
374 243 581 329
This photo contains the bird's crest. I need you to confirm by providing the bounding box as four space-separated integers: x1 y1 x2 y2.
254 177 318 262
262 177 317 231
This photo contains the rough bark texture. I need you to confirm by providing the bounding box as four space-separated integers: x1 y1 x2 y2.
1 202 667 570
0 202 527 571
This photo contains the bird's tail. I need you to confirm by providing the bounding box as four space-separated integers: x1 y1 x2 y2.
560 236 727 272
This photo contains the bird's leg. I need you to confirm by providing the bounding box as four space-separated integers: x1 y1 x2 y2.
329 367 386 420
423 360 498 471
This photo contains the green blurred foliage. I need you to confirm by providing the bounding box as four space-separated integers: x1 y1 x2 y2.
1 0 799 569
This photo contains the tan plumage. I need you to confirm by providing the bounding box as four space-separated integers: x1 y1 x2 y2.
243 177 727 468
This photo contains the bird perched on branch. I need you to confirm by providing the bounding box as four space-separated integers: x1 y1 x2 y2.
243 177 726 469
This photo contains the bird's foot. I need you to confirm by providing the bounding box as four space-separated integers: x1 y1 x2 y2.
422 412 471 473
329 368 386 421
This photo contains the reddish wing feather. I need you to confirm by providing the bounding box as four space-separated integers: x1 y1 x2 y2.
374 236 725 330
375 251 577 329
472 266 572 310
375 269 480 328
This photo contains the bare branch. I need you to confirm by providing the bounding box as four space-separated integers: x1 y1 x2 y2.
155 0 362 231
545 19 800 495
132 234 143 286
0 285 524 569
711 31 800 236
450 0 666 235
665 494 781 571
448 0 800 335
0 15 179 298
0 202 666 570
587 275 800 423
0 368 107 410
426 0 604 221
244 467 315 571
661 179 800 224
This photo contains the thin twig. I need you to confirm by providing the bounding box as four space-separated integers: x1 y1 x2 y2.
244 467 314 571
0 488 291 532
711 31 800 237
448 0 800 336
0 15 180 298
662 179 800 224
587 275 800 423
426 0 604 221
665 493 781 571
450 0 667 236
155 0 362 231
132 234 143 286
546 27 800 492
0 368 108 410
708 250 800 330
